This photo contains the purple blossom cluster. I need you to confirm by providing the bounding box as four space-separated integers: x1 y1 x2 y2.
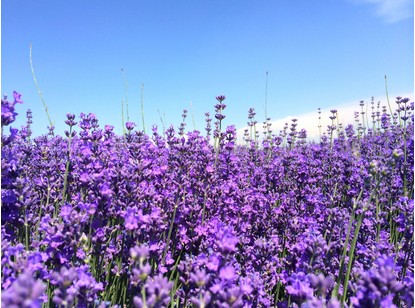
1 93 414 307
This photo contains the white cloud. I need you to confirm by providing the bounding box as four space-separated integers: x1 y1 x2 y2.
353 0 413 23
236 92 414 143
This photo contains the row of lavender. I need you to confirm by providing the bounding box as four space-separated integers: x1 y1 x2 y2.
1 93 414 307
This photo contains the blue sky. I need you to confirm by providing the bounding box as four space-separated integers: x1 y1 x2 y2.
2 0 414 137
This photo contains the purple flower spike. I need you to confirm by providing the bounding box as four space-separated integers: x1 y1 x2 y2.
216 95 226 103
130 244 150 261
190 269 210 287
1 270 46 307
219 265 236 280
12 91 23 103
126 121 136 131
2 92 23 126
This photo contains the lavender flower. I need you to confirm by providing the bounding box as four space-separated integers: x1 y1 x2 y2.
1 270 46 308
1 92 413 307
1 92 23 127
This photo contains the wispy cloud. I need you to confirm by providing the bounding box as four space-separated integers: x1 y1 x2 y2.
352 0 414 23
236 92 414 142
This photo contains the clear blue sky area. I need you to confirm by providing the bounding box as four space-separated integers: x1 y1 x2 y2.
2 0 414 136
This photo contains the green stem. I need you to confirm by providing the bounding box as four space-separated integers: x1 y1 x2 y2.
215 117 222 165
61 128 73 215
121 68 129 122
341 209 364 305
168 251 182 281
384 75 395 123
341 186 378 306
163 199 179 263
332 207 355 299
25 209 29 250
157 109 166 137
29 44 54 131
332 188 363 299
35 184 49 240
121 100 126 135
141 282 148 308
323 183 338 241
403 118 408 197
375 198 381 243
201 188 208 224
141 83 146 134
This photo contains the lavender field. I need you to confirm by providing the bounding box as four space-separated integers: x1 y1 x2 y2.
1 93 414 307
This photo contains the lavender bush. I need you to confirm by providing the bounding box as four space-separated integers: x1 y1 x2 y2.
1 93 414 307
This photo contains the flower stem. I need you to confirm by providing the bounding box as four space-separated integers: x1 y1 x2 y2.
29 44 54 131
141 83 146 134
